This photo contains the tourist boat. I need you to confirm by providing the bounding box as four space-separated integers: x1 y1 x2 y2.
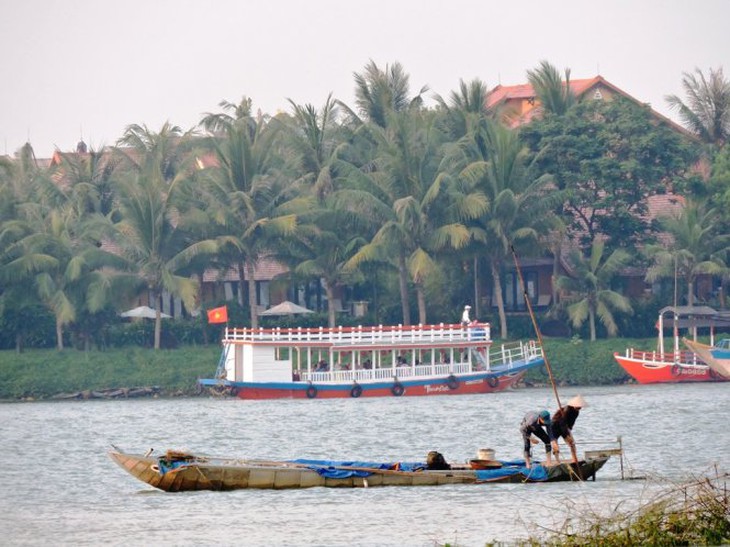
198 322 545 399
613 306 729 384
683 338 730 379
109 448 610 491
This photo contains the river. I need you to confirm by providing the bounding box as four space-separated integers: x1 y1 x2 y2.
0 382 727 546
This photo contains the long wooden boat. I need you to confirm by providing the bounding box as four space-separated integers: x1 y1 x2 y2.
614 306 729 384
109 449 609 491
683 338 730 379
199 322 545 399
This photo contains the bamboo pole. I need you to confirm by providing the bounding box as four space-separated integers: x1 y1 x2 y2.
510 245 561 409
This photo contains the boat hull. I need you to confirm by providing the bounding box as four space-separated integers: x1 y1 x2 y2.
613 352 724 384
682 339 730 379
200 323 545 400
109 451 608 492
221 368 532 400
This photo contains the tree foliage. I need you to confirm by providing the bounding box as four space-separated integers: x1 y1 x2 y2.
521 97 699 252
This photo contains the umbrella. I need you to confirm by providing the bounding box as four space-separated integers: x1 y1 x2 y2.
120 305 172 319
259 300 314 316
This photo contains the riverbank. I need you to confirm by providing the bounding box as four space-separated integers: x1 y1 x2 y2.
0 337 655 401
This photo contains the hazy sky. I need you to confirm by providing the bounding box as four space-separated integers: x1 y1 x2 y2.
2 0 728 159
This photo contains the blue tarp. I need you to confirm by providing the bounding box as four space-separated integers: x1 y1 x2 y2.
290 459 398 478
288 458 549 481
157 459 191 475
474 463 549 482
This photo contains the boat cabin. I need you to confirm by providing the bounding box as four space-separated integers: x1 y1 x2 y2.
215 323 504 385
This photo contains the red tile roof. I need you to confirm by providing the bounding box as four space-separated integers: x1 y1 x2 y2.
486 75 693 137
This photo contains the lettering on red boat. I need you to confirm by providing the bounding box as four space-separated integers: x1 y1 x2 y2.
424 385 451 393
677 367 706 376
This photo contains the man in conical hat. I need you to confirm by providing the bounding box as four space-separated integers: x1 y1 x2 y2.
550 395 587 464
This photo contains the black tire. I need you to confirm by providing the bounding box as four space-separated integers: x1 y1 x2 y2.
446 375 459 390
487 376 499 388
350 384 363 398
306 385 318 399
391 382 405 396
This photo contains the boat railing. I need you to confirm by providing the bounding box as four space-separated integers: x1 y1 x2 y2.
298 343 540 383
626 348 703 365
490 340 543 368
223 323 490 346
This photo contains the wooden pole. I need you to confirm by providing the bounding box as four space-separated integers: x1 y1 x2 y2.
510 245 562 409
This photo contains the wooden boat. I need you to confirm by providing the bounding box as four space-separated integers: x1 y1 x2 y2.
198 322 545 399
613 306 729 384
683 338 730 379
109 449 609 491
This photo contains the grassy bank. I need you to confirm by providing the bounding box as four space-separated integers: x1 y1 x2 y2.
511 472 730 546
0 337 659 401
0 346 220 400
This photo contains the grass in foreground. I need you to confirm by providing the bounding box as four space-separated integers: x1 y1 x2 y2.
516 471 730 546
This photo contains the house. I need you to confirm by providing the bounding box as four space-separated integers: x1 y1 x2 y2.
483 76 701 313
485 75 693 138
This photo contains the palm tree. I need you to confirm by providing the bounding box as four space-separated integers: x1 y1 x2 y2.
280 95 364 327
347 60 428 128
339 61 473 325
113 123 218 348
463 123 560 339
435 78 492 143
556 239 633 341
666 67 730 147
342 105 476 325
526 60 575 116
48 147 119 217
645 199 730 307
198 98 296 328
0 202 123 350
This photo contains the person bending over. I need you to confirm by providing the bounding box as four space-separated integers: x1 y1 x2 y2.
551 395 586 464
520 410 554 468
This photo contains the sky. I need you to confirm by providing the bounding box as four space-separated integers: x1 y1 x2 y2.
1 0 728 159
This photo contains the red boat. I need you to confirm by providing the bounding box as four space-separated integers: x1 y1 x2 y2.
614 306 729 384
199 322 545 399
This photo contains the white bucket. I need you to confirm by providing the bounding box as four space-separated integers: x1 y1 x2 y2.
477 448 495 460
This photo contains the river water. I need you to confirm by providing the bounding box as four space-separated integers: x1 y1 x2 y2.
1 382 727 546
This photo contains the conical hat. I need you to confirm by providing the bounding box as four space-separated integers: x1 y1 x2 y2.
568 395 587 408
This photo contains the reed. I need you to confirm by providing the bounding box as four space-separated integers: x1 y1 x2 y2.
515 471 730 546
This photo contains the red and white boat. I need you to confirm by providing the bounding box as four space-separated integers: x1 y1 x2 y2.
199 322 545 399
613 306 729 384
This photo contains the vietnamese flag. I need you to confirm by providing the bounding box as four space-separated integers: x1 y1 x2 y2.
207 305 228 324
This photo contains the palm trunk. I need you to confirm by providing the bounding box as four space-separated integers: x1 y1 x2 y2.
491 261 508 339
246 261 258 329
237 261 246 307
325 281 337 328
473 256 480 319
552 248 560 306
56 315 64 351
397 252 411 326
154 312 162 349
589 308 596 342
687 277 697 338
416 282 426 325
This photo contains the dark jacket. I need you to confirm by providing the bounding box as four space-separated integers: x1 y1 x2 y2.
551 405 580 439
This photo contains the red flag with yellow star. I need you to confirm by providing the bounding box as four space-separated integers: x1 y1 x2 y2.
207 305 228 324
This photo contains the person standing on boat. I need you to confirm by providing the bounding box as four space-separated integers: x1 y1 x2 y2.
461 305 471 326
520 410 554 468
550 395 586 465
